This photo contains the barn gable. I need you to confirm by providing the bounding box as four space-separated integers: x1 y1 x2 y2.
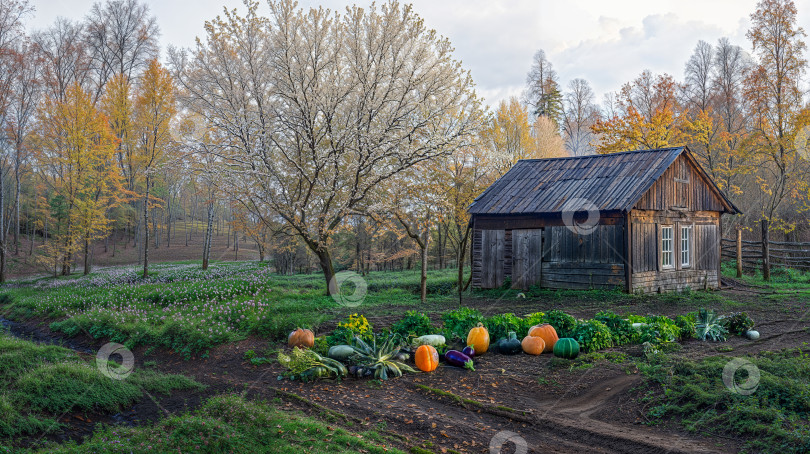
633 151 736 213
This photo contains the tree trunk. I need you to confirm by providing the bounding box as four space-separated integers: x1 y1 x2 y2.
316 248 337 296
143 176 150 278
14 166 19 256
457 225 471 302
202 200 214 270
420 228 430 303
761 219 770 281
0 165 5 283
83 236 91 275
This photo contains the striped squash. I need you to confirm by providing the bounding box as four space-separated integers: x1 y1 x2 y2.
553 338 580 359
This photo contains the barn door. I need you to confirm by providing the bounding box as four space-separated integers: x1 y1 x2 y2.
511 229 542 289
480 229 506 288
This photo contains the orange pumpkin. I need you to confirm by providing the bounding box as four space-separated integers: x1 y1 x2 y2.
414 345 439 372
467 323 490 354
521 335 545 355
288 328 315 349
528 323 558 353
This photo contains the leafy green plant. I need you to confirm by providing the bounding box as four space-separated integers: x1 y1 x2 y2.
349 334 416 380
572 319 613 352
441 307 483 341
594 310 634 345
695 309 727 342
327 314 374 346
519 312 546 334
644 316 681 344
545 310 577 338
390 311 433 338
277 347 348 381
723 312 754 336
674 313 696 340
483 313 522 342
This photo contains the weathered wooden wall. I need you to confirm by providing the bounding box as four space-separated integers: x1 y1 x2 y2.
630 210 720 293
511 229 542 289
473 223 626 291
635 155 726 212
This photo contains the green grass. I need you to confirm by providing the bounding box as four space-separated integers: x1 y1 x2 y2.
2 262 463 357
0 333 203 440
31 394 405 454
639 349 810 453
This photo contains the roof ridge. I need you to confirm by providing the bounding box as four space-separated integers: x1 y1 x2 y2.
516 147 684 163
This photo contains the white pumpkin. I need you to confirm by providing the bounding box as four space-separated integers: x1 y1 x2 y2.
746 330 760 340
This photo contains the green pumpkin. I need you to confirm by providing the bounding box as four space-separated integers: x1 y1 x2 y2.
499 331 522 355
553 338 580 359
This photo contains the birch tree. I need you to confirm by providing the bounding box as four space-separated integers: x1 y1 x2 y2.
171 0 479 294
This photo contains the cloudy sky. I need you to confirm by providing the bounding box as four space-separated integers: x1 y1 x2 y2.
26 0 810 107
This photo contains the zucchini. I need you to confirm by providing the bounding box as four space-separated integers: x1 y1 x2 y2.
411 334 446 348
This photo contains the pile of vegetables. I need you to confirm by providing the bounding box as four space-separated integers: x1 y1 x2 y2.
277 307 758 383
277 347 348 381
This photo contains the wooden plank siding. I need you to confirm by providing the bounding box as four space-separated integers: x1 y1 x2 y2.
469 148 737 293
511 229 542 289
629 210 721 293
634 155 726 212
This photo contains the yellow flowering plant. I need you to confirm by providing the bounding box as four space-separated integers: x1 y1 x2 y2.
327 313 374 346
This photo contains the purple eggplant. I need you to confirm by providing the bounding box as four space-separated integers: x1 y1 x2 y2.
462 345 475 358
444 350 475 371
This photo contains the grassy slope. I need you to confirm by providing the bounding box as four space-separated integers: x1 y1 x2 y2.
21 395 405 454
0 333 203 445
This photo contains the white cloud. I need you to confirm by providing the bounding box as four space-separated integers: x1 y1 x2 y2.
25 0 810 107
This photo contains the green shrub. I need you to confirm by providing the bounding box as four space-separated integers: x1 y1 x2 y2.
441 307 483 341
483 313 523 342
723 312 755 336
644 316 681 344
390 311 433 338
545 310 577 338
572 319 613 352
674 313 696 340
519 312 546 335
594 310 634 345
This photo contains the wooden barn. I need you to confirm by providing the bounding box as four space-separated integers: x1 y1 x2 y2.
467 147 740 293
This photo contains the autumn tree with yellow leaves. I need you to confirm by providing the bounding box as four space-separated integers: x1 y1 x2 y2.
133 60 176 278
33 83 122 275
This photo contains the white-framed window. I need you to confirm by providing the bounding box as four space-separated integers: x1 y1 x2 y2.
661 226 674 268
681 226 691 267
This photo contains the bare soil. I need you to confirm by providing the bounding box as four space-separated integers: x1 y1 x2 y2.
6 283 810 453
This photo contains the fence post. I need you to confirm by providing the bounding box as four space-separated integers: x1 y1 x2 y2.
761 219 770 281
736 227 743 278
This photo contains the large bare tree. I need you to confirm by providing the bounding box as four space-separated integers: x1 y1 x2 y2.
171 0 479 294
85 0 159 100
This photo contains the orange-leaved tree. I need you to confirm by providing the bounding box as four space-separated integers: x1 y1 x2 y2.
33 83 123 275
592 70 684 153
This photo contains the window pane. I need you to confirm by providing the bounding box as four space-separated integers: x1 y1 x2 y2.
681 227 690 266
662 226 673 267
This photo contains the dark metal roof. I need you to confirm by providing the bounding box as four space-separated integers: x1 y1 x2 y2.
468 147 738 215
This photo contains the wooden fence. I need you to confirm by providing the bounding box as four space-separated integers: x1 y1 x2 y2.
721 223 810 278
